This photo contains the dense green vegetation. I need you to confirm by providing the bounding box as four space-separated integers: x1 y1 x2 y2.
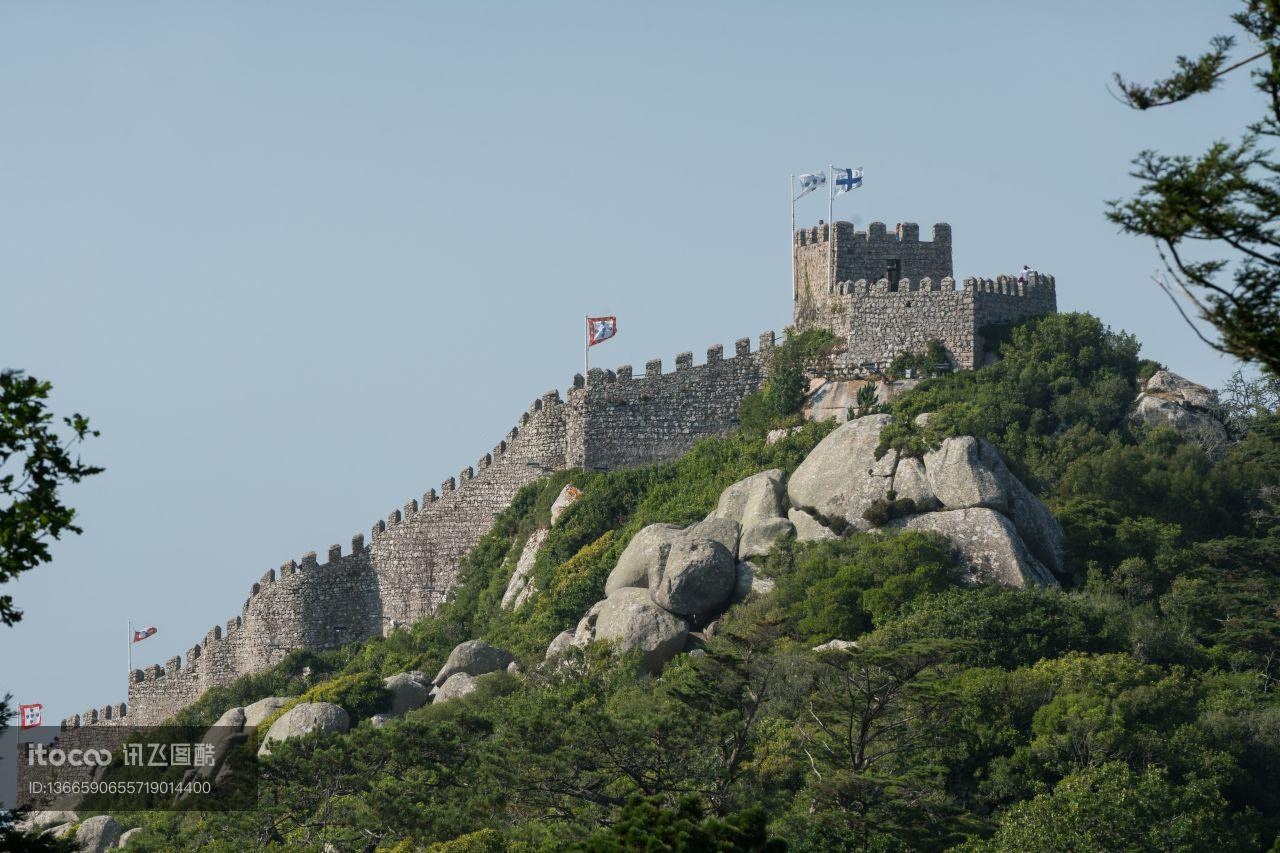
738 329 835 435
96 314 1278 851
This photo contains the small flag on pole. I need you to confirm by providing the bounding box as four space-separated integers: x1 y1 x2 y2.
587 316 617 347
795 171 826 199
132 626 157 643
19 703 43 729
834 166 863 195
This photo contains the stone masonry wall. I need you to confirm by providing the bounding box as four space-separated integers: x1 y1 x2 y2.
569 333 772 471
98 330 774 727
123 541 379 725
838 276 976 369
794 221 1055 372
369 390 570 628
794 221 953 331
971 274 1058 359
823 273 1056 371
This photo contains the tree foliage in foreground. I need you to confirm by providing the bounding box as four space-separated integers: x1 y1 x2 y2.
0 369 101 626
1109 0 1280 372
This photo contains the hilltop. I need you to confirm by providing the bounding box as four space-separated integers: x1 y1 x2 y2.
31 312 1280 851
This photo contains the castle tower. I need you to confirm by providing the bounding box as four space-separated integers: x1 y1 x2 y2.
794 220 1055 371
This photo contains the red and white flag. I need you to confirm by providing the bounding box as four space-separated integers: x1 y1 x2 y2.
132 626 157 643
19 703 43 729
587 316 617 347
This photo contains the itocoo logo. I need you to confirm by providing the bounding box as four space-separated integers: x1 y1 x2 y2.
26 743 113 767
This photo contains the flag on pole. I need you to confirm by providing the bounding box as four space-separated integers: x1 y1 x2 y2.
834 166 863 195
795 171 826 199
132 626 157 643
587 316 617 347
19 703 43 729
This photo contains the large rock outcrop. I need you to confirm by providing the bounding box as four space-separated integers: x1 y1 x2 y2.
501 484 583 611
606 523 680 596
433 672 478 704
258 702 350 756
383 672 430 715
647 520 739 621
549 483 583 525
592 587 690 673
787 415 1063 587
75 815 121 853
788 507 836 542
923 436 1064 576
923 436 1007 512
803 378 919 422
501 527 549 610
1133 369 1228 455
710 469 794 558
787 414 896 529
547 421 1064 677
243 696 289 728
890 508 1057 588
433 640 515 686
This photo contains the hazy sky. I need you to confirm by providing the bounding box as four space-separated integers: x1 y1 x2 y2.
0 2 1257 724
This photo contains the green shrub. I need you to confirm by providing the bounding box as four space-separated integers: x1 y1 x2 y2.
762 530 959 640
887 339 951 379
299 671 392 719
861 494 918 526
877 586 1119 669
738 328 835 434
854 381 878 417
877 312 1142 488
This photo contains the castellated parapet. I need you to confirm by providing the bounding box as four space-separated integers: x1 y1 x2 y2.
120 539 378 724
794 221 1055 370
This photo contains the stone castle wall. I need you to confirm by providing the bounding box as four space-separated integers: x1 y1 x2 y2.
794 221 953 332
123 541 379 725
828 273 1056 370
91 331 775 726
970 276 1059 359
571 334 772 471
369 390 572 628
794 221 1054 371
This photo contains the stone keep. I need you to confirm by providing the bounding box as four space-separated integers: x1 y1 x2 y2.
793 221 1056 370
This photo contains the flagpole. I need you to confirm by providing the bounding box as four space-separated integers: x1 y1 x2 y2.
827 164 835 293
583 316 589 377
128 620 132 675
789 175 796 301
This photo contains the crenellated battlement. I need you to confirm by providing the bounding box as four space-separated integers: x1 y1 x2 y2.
81 323 815 728
795 220 1056 370
566 331 772 471
60 702 128 731
794 220 951 248
828 271 1056 298
120 535 377 724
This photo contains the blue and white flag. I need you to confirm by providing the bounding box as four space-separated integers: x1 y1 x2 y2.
795 171 826 199
834 166 863 195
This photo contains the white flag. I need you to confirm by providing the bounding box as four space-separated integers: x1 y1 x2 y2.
834 166 863 195
795 171 826 199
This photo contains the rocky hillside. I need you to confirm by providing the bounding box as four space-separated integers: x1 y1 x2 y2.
24 313 1280 852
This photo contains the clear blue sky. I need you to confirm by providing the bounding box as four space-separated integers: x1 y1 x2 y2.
0 2 1256 724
